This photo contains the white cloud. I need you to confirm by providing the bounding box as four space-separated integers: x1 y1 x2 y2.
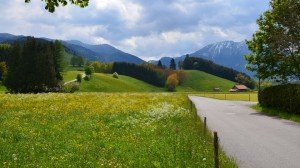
93 0 142 27
0 0 269 60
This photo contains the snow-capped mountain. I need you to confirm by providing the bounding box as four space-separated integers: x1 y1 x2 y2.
152 41 252 75
191 41 250 73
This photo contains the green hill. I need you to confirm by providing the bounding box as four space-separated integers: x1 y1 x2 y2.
177 70 235 92
63 71 163 92
63 70 235 93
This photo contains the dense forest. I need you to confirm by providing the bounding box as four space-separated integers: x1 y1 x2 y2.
182 55 255 88
111 62 166 87
0 37 65 93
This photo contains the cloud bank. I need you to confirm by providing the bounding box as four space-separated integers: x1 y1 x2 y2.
0 0 269 60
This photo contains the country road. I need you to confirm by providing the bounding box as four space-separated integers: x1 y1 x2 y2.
189 96 300 168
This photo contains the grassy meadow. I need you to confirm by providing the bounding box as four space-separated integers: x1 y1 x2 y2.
0 93 236 167
63 71 163 92
193 92 258 102
63 70 237 93
177 70 235 92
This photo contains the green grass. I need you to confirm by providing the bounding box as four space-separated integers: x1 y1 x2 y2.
252 104 300 123
193 93 258 102
0 93 236 167
63 70 237 93
0 85 6 92
177 70 236 92
62 71 84 81
63 71 164 92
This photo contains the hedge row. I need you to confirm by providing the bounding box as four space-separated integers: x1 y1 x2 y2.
260 84 300 115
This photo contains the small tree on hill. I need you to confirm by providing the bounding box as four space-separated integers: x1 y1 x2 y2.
169 58 176 70
157 60 163 68
166 73 179 91
85 66 94 77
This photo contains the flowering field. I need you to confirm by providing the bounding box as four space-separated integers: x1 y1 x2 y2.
0 93 235 167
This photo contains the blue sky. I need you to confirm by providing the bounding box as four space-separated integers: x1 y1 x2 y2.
0 0 269 60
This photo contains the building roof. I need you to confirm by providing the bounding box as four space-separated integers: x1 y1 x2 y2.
234 85 249 90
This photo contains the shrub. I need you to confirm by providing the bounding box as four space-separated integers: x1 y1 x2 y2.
0 62 7 81
84 75 91 81
85 66 94 76
260 84 300 115
63 82 80 93
76 74 82 83
166 73 179 92
90 61 113 73
112 72 119 79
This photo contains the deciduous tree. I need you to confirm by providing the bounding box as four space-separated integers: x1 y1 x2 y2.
25 0 89 13
246 0 300 83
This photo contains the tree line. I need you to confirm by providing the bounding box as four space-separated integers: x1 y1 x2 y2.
111 62 166 87
0 37 65 93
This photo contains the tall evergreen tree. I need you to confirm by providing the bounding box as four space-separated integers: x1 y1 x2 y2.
169 58 176 70
4 37 64 93
157 60 163 68
53 40 64 81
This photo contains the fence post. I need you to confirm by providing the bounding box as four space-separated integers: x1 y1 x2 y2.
214 132 219 168
190 99 192 111
204 117 207 135
249 94 251 101
225 94 226 100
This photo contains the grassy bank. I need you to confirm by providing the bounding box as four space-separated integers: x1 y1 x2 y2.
193 93 258 102
177 70 235 92
0 93 236 167
63 71 163 92
252 104 300 123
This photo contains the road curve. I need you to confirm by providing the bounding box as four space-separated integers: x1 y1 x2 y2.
189 96 300 168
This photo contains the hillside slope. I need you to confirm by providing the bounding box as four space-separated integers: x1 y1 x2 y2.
177 70 235 92
64 70 235 92
64 71 163 92
67 40 145 64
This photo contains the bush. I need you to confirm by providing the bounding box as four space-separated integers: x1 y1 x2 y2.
63 82 80 93
260 84 300 115
84 75 91 81
90 61 113 73
0 62 7 81
112 72 119 79
166 73 179 92
76 74 82 83
85 66 94 76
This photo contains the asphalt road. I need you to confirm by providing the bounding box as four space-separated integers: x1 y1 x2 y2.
189 96 300 168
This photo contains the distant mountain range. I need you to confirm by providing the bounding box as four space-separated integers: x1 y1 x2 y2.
0 33 252 75
0 33 144 64
150 41 252 75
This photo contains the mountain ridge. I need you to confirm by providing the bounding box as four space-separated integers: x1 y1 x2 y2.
0 33 144 64
151 41 252 76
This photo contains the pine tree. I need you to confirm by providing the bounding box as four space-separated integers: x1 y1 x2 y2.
169 58 176 70
53 40 64 81
157 60 163 68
